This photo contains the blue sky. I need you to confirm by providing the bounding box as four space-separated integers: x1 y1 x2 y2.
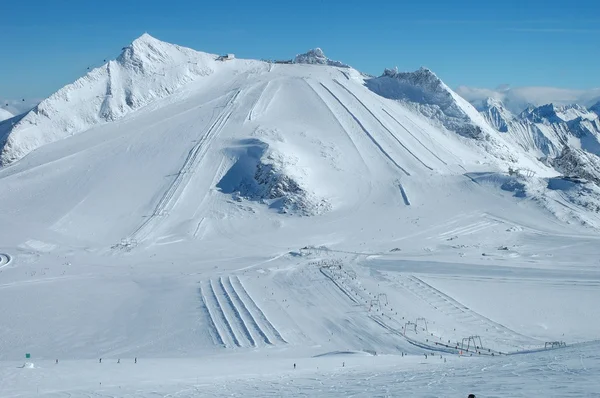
1 0 599 99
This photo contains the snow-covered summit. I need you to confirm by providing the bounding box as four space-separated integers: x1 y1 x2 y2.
367 67 491 140
520 103 595 124
479 97 513 133
0 108 12 122
293 48 349 67
0 33 217 165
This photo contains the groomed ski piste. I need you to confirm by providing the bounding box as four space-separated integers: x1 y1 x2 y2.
1 35 600 397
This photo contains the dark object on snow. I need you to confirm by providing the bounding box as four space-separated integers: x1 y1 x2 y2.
468 394 476 398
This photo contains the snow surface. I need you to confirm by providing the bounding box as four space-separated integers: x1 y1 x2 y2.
0 108 13 122
2 34 600 396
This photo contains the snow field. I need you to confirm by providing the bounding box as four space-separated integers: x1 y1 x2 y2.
1 36 600 396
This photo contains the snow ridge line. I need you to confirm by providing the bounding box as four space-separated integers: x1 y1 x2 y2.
221 276 273 345
402 276 540 346
198 286 225 346
381 108 448 166
203 281 239 347
318 82 411 176
216 277 256 347
125 89 241 244
332 80 433 171
231 276 287 344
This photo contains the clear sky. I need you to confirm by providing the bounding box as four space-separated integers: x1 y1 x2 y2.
1 0 599 99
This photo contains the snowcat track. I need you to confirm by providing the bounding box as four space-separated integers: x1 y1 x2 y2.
333 80 433 171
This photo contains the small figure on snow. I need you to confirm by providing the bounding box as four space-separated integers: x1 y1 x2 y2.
134 357 137 364
117 359 120 364
99 358 102 364
293 363 296 370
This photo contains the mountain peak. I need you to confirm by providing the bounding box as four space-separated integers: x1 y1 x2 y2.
293 48 349 67
483 97 506 110
479 97 513 132
522 103 595 123
131 32 158 45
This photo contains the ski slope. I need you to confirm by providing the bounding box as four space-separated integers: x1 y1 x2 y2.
1 35 600 396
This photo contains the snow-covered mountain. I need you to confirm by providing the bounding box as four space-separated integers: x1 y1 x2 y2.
293 48 349 67
2 34 600 396
0 108 12 122
0 33 217 165
477 99 600 158
457 84 600 114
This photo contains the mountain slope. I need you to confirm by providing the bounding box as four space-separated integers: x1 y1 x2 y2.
0 33 217 165
1 35 599 384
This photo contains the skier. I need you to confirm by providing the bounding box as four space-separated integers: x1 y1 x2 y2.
293 363 296 370
55 359 58 364
135 357 137 364
117 359 120 364
99 358 102 364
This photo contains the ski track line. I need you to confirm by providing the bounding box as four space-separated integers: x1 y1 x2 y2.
222 276 273 345
319 267 361 305
399 183 411 206
127 89 241 243
246 82 269 121
403 276 540 346
438 221 497 238
302 79 370 168
208 279 241 347
318 82 411 176
198 285 226 347
216 277 256 347
381 108 448 166
333 80 433 171
231 276 287 344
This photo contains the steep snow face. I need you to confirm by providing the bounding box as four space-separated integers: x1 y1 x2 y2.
478 97 513 132
367 68 485 139
364 67 552 168
551 146 600 185
0 108 12 122
589 101 600 116
0 33 217 165
293 48 349 68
